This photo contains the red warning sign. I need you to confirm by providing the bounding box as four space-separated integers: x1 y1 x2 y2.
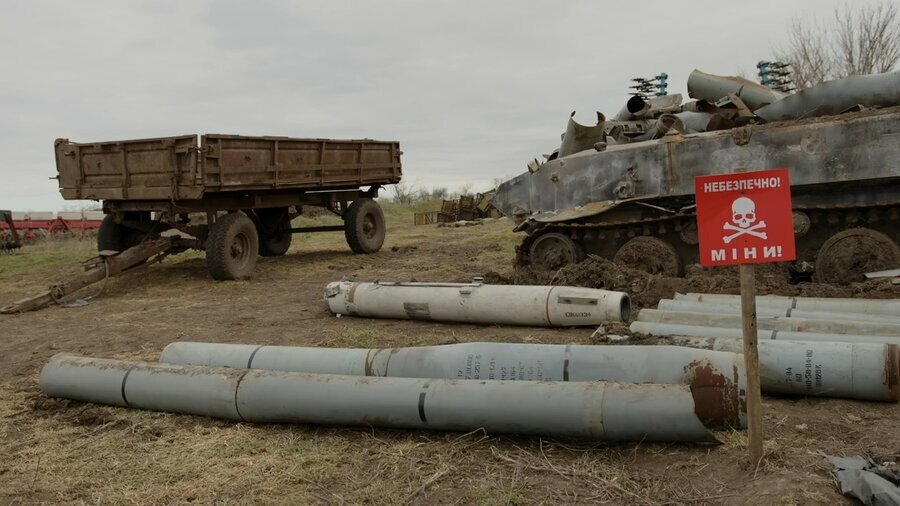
695 169 796 267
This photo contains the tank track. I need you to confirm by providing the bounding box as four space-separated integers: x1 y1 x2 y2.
517 204 900 281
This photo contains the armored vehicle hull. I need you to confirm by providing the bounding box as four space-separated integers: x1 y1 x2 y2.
493 95 900 284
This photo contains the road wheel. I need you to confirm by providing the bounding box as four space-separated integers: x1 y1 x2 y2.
614 236 681 276
344 199 385 254
529 232 584 270
257 207 293 257
206 212 259 280
814 228 899 284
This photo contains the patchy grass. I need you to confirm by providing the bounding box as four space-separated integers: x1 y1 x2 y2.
0 239 96 279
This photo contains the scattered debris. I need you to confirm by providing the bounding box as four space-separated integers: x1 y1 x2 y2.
827 455 900 506
436 219 484 228
866 268 900 285
415 192 502 225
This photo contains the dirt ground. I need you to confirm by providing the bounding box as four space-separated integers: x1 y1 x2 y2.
0 216 898 505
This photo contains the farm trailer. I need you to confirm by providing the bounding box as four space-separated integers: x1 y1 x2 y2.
54 134 402 279
0 211 105 241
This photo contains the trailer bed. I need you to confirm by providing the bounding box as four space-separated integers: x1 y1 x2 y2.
56 134 402 201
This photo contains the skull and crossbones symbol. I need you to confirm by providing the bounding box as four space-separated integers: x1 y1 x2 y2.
723 196 767 243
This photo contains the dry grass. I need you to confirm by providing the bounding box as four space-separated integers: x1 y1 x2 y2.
5 381 703 505
0 238 96 279
0 210 897 504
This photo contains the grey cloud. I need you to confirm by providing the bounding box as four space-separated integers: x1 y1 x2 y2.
0 0 887 210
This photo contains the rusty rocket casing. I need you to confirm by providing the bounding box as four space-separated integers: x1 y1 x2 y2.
324 280 631 326
40 354 740 441
673 337 900 402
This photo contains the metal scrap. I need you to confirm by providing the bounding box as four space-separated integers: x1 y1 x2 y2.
755 70 900 122
828 455 900 506
0 210 21 252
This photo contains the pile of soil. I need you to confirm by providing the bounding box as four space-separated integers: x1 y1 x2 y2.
500 255 898 309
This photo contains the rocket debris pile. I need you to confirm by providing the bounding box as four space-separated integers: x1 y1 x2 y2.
536 69 900 165
40 347 747 443
635 293 900 402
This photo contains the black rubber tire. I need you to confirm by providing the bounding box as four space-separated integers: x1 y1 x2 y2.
97 215 129 252
257 208 293 257
344 199 386 254
529 232 584 270
206 212 259 280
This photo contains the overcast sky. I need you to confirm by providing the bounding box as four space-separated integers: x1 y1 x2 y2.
0 0 887 210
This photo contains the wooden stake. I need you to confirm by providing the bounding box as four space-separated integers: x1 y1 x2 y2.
740 263 763 465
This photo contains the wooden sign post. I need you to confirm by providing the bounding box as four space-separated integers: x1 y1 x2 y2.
695 168 796 465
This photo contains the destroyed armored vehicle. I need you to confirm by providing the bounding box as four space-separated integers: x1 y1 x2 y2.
492 70 900 284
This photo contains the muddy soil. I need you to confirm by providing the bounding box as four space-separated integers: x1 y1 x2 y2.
511 255 898 309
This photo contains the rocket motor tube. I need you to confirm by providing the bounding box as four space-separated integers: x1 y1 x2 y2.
324 281 630 326
40 354 733 442
629 321 900 346
673 293 900 316
159 341 744 384
657 299 900 325
673 337 900 402
159 341 747 427
637 309 900 337
686 69 787 110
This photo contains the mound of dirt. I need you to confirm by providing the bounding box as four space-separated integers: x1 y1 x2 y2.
512 256 685 308
510 255 898 309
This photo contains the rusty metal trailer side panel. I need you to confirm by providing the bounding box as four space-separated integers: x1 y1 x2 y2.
56 135 201 201
57 135 402 202
201 135 401 191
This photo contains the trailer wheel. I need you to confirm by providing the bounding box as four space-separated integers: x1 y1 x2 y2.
257 208 293 257
814 228 899 284
614 236 681 276
206 212 259 280
529 232 584 270
344 199 385 254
